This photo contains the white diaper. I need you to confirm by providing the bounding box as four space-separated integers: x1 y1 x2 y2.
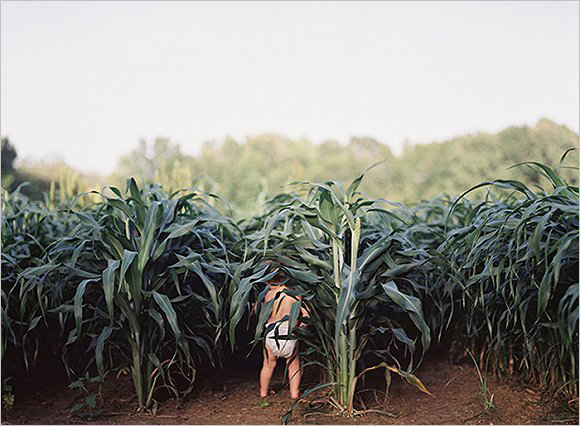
265 323 297 359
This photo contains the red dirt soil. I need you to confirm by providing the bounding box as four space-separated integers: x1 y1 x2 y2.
2 357 577 425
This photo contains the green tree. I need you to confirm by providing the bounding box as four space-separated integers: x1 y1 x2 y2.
1 138 17 189
108 118 579 216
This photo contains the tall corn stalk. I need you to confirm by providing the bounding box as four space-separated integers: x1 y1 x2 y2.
236 173 432 415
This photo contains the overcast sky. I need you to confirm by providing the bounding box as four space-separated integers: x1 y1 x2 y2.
1 1 578 175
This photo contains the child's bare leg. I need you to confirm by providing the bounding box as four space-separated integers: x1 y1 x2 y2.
260 347 277 398
287 352 301 399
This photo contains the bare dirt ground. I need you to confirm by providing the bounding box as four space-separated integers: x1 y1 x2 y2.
2 357 577 425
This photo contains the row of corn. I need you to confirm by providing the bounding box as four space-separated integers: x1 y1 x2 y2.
2 155 578 413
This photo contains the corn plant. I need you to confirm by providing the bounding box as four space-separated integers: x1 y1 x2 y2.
234 173 432 415
442 153 579 398
22 180 243 410
1 184 79 371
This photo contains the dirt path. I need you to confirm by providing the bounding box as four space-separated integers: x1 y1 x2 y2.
2 357 576 425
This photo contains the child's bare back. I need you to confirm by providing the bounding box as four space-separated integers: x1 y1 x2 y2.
264 284 295 324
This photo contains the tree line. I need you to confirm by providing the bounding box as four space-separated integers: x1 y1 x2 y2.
2 118 578 216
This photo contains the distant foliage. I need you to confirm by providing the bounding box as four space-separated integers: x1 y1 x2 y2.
1 137 99 202
2 120 578 216
110 119 579 216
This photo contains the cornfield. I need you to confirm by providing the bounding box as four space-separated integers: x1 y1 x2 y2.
1 154 578 418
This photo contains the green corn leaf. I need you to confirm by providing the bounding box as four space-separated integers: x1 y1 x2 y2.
95 325 115 376
102 259 120 320
153 291 181 340
73 278 98 337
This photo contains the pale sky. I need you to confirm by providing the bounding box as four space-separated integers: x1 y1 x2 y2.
1 1 579 175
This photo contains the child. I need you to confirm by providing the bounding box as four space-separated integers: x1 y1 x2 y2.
259 273 309 400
